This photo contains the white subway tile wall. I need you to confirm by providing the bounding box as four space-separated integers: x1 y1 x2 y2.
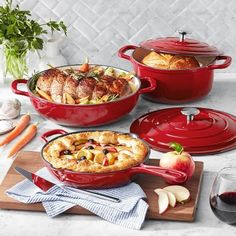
1 0 236 72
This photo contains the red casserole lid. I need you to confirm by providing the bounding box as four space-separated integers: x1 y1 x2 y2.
130 107 236 155
140 31 221 57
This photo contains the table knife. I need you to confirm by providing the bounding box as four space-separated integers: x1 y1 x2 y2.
14 166 121 203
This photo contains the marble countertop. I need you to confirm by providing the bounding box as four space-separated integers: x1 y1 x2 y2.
0 73 236 236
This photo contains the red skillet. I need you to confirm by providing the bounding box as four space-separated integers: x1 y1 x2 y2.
40 129 187 189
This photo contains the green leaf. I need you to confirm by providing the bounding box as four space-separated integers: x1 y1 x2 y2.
31 37 43 50
59 21 67 35
169 142 183 154
6 24 14 35
31 21 44 35
46 20 67 35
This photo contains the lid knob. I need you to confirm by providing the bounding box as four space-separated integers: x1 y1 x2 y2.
178 30 191 42
181 107 200 123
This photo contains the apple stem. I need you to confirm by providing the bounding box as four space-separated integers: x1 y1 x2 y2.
169 142 183 154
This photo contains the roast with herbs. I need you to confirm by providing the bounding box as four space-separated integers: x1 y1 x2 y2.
34 61 135 105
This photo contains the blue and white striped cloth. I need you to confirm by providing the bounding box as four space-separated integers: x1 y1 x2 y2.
6 167 148 230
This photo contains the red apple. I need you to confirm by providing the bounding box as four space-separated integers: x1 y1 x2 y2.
160 142 195 180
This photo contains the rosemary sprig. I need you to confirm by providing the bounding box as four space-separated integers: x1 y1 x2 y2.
87 71 101 81
64 69 101 82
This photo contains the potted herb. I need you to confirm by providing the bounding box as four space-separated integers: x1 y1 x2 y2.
0 0 67 81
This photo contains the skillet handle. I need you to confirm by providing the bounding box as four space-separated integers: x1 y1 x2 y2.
118 45 137 61
41 129 68 143
207 56 232 70
11 79 29 97
129 164 187 184
138 77 157 94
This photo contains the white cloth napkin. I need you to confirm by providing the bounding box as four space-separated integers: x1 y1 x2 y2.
6 167 148 230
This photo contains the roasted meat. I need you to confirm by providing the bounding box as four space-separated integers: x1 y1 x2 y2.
110 78 132 96
77 78 96 99
92 82 108 99
36 68 61 94
50 73 67 103
35 67 133 104
64 76 79 99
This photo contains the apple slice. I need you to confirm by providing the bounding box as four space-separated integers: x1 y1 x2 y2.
166 191 177 207
155 189 176 208
163 185 190 203
154 189 169 214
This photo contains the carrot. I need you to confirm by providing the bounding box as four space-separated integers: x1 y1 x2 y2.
7 122 38 158
0 114 31 147
79 57 89 72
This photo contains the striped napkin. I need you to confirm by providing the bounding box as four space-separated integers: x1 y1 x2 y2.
6 167 148 230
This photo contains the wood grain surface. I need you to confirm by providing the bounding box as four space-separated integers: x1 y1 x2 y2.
0 151 204 221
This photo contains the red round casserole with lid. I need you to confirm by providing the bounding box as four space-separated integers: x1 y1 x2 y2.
130 107 236 155
118 31 232 104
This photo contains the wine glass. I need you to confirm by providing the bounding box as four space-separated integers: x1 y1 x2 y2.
209 167 236 224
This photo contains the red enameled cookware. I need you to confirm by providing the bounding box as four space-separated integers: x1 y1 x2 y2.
118 31 232 104
130 107 236 155
40 129 187 189
11 65 156 127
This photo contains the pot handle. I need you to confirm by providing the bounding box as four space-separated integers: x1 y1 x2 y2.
118 45 137 61
129 164 187 184
207 56 232 70
41 129 68 143
138 77 157 94
11 79 29 97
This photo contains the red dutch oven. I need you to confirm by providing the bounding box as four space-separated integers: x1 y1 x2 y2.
11 65 156 127
40 129 187 189
118 31 232 104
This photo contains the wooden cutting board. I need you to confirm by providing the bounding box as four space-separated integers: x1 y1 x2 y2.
0 151 203 221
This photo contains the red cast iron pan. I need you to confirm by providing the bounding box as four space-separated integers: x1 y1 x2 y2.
40 129 187 189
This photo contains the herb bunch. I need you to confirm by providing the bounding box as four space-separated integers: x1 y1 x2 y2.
0 0 67 79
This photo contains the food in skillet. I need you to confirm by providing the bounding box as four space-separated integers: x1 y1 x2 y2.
42 131 148 173
142 51 200 69
34 59 135 105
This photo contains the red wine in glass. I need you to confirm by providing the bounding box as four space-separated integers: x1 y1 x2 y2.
210 167 236 225
210 192 236 224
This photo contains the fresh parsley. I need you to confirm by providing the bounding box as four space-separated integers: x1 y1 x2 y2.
0 0 67 79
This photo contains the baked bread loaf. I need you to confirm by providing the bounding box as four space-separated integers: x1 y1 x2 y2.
142 51 200 69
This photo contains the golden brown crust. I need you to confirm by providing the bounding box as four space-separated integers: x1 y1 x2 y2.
169 55 199 69
42 131 148 173
142 51 200 69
